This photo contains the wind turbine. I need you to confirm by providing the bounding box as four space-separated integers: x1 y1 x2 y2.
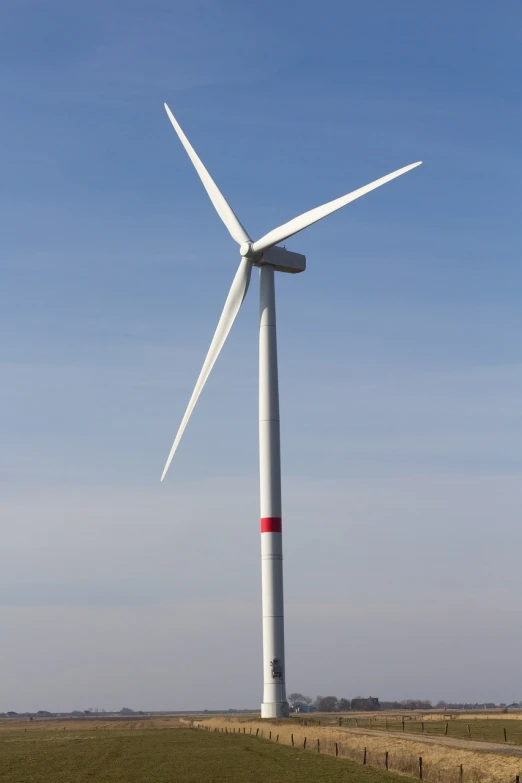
160 102 421 718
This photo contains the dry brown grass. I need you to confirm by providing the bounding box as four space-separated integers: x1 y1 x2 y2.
408 714 522 723
451 715 522 722
329 711 522 723
0 717 182 734
198 717 522 783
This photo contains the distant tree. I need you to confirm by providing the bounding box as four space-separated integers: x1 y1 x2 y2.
436 701 448 709
119 707 135 715
7 712 18 717
36 711 52 717
351 697 380 711
315 696 339 712
399 700 432 711
338 698 351 711
380 701 401 710
288 693 312 708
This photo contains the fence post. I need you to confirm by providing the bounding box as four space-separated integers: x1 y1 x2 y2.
256 728 259 736
269 731 271 740
317 739 320 752
304 737 307 749
335 742 339 757
459 764 463 783
467 724 471 737
339 717 343 726
250 727 252 734
291 733 294 746
422 722 424 733
363 747 367 765
402 718 405 731
515 776 519 783
445 723 448 736
419 756 423 780
503 727 507 743
385 751 389 770
276 734 279 743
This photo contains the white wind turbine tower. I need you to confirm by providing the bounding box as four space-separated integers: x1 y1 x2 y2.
160 103 421 718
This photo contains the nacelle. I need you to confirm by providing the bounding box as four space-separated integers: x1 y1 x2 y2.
257 245 306 274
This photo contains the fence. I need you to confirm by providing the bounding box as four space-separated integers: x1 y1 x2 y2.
193 722 522 783
294 715 522 746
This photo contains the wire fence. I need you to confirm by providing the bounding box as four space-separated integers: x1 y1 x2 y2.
290 715 522 747
192 721 522 783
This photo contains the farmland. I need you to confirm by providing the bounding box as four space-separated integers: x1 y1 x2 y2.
0 720 411 783
2 715 522 783
201 715 522 783
295 714 522 746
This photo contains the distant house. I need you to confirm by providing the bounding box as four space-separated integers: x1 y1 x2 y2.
294 705 317 713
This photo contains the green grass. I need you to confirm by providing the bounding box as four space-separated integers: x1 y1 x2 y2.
294 716 522 746
0 726 409 783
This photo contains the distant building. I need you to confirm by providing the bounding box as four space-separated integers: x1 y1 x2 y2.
351 697 380 711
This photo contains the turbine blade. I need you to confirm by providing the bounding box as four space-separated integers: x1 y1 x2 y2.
161 258 252 481
164 103 250 246
252 161 422 253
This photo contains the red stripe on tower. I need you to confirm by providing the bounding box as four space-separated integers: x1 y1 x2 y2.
261 517 282 533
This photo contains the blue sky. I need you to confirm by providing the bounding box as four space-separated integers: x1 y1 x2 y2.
1 0 522 711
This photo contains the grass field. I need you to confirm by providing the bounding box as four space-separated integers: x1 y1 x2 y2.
295 715 522 746
202 716 522 783
0 722 411 783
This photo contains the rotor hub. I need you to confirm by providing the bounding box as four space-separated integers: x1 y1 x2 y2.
240 241 255 258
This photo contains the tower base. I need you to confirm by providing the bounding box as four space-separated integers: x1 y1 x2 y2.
261 701 290 719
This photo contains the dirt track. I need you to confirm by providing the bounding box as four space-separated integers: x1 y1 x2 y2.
338 726 522 757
